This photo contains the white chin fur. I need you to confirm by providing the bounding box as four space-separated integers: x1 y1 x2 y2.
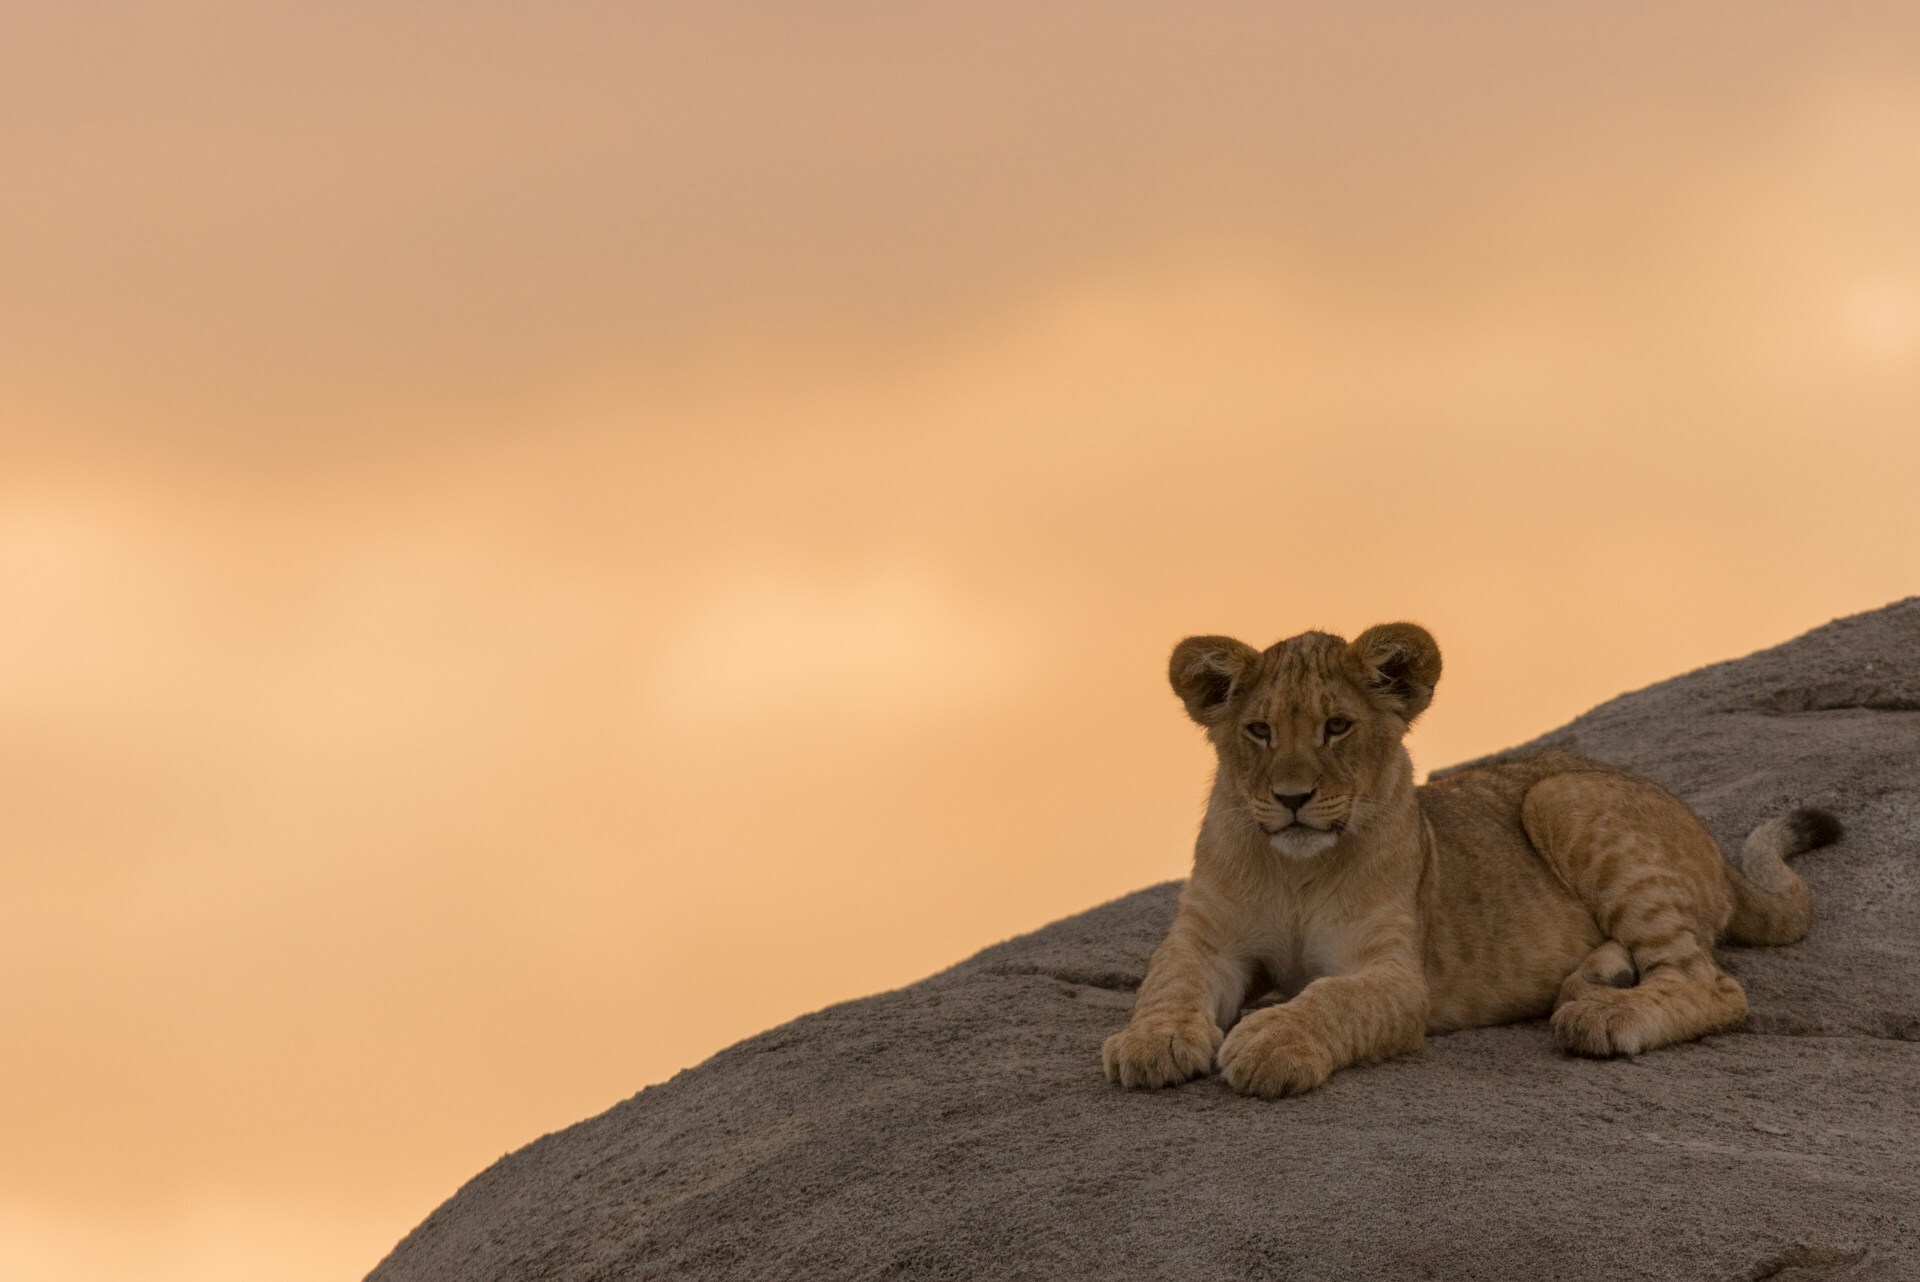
1267 828 1340 860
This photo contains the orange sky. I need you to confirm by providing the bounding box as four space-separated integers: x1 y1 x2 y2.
4 4 1918 1279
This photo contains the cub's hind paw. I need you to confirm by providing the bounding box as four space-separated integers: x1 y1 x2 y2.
1552 993 1652 1058
1102 1014 1221 1089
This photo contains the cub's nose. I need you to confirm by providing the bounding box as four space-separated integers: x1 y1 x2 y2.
1273 789 1316 812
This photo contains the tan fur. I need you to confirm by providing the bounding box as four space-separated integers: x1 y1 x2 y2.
1102 624 1837 1098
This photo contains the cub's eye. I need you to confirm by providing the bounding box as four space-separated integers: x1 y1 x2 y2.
1324 716 1355 739
1244 721 1272 742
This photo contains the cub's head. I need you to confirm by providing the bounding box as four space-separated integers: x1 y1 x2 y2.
1170 623 1441 861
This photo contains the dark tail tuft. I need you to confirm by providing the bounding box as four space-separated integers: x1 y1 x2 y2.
1786 807 1844 852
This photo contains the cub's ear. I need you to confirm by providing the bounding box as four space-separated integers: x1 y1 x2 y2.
1169 636 1260 726
1346 623 1442 724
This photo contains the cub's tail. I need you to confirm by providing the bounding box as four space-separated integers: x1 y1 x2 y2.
1722 808 1844 946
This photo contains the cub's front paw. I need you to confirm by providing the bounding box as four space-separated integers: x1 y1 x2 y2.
1217 1006 1335 1098
1102 1014 1222 1089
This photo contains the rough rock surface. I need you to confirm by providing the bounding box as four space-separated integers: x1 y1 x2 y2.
371 601 1920 1282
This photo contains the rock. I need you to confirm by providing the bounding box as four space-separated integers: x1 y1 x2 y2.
370 600 1920 1282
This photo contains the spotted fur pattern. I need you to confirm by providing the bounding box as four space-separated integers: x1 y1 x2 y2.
1101 624 1842 1098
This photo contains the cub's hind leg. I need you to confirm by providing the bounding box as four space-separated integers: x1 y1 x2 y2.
1523 771 1747 1058
1549 934 1746 1057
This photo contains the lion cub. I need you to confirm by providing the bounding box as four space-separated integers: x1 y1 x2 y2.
1102 623 1840 1098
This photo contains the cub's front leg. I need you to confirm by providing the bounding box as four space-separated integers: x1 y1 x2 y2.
1216 951 1427 1098
1102 905 1247 1089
